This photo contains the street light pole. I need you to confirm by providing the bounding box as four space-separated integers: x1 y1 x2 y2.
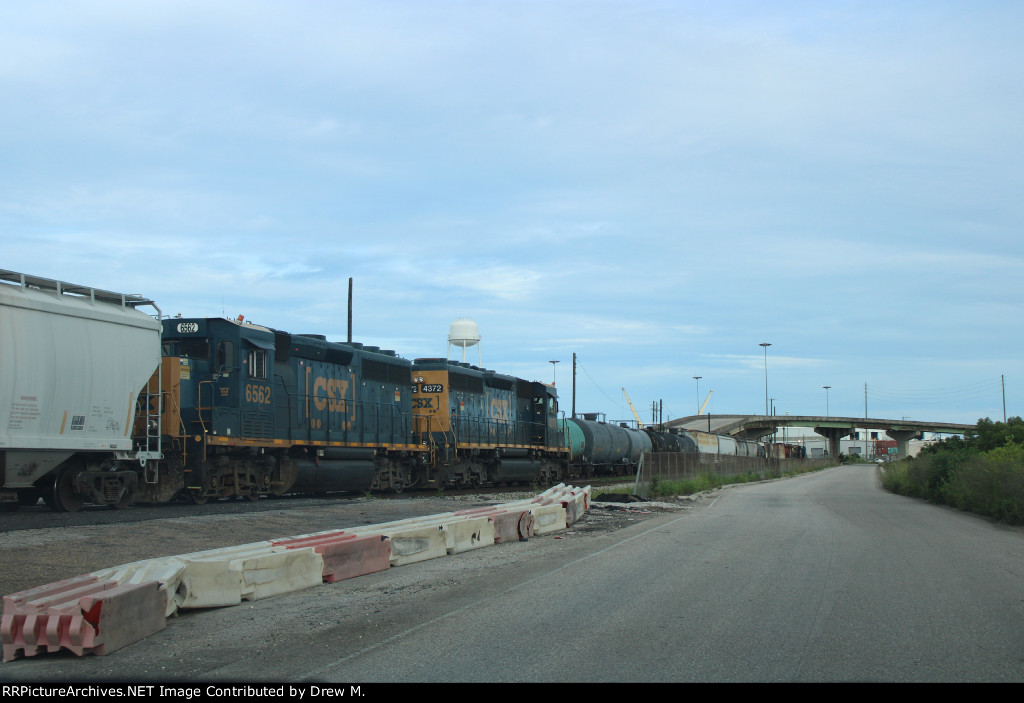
759 342 771 416
693 376 702 415
549 360 559 386
823 385 831 418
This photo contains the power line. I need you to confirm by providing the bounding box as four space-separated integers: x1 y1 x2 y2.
867 378 1004 405
574 357 621 408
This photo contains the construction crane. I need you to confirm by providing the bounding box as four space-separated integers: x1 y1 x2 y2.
699 390 713 415
622 388 644 429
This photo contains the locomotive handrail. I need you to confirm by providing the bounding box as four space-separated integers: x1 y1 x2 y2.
161 387 189 469
412 411 453 465
448 415 550 448
195 380 214 463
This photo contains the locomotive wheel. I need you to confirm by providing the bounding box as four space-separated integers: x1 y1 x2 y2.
187 492 209 505
52 466 85 513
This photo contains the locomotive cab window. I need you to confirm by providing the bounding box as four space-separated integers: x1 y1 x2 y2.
248 349 268 380
216 341 234 375
174 339 210 359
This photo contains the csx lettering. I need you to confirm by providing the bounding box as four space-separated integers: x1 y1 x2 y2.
313 377 349 412
245 384 271 405
413 397 434 409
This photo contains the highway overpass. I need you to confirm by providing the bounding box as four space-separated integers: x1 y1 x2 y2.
662 415 975 459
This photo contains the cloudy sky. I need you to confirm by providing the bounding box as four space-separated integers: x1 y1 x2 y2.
2 1 1020 427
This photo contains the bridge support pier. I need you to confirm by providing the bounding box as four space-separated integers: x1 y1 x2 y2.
814 427 853 460
886 430 924 460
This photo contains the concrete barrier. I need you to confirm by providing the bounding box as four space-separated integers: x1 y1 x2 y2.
2 577 165 661
442 515 495 554
92 558 187 617
2 485 592 661
354 524 448 566
561 488 589 526
456 508 531 543
70 581 167 657
530 503 569 535
175 544 324 609
272 532 392 583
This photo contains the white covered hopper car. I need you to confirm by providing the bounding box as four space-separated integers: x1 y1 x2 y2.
0 270 162 510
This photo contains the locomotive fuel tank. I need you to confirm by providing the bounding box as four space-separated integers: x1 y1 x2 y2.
289 449 377 493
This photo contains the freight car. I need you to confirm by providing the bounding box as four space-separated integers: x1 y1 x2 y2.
559 421 771 479
0 270 163 511
561 417 651 476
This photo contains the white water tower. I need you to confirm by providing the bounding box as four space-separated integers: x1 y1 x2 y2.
447 317 482 364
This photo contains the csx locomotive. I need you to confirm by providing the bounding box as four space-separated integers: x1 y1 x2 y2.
1 269 766 512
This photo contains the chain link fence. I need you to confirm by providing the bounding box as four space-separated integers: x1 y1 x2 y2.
631 452 834 497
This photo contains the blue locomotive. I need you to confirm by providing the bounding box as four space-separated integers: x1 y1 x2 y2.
410 359 566 488
143 316 428 503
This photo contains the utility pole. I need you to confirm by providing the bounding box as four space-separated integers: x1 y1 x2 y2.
347 277 353 343
759 342 771 415
572 353 577 419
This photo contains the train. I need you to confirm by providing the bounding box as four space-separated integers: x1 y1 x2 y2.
1 269 772 512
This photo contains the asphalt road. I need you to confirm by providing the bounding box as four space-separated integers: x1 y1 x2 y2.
3 465 1023 682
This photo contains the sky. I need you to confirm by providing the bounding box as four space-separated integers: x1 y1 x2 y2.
2 0 1021 428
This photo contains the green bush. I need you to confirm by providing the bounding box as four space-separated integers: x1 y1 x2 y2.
880 419 1024 524
938 442 1024 522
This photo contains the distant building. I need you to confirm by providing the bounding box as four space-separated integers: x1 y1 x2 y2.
784 430 940 459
